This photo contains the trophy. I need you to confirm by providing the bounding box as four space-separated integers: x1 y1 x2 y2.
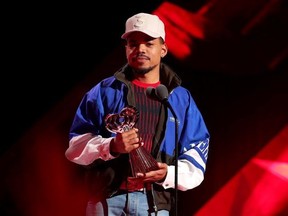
105 106 159 177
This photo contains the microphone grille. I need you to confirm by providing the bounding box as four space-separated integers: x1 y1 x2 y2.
145 86 154 96
155 84 169 101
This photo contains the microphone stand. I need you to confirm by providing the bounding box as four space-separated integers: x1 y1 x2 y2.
164 101 179 216
147 84 179 216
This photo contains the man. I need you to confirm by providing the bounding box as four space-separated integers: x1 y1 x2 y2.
65 12 210 216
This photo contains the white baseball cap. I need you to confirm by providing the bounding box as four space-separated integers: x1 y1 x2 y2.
121 13 165 41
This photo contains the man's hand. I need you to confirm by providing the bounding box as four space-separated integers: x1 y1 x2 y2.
110 128 142 154
136 162 168 183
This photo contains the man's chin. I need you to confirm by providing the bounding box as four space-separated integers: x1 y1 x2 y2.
132 65 156 75
132 68 150 75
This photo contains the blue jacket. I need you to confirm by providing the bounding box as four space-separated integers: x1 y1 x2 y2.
69 63 210 212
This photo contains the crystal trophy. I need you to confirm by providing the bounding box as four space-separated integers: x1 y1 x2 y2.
105 106 159 177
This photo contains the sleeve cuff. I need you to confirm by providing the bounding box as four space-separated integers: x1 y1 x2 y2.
99 137 119 160
156 165 175 189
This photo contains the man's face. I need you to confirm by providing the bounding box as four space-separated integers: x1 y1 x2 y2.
125 32 167 75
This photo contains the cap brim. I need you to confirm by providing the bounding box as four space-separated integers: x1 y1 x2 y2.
121 30 161 40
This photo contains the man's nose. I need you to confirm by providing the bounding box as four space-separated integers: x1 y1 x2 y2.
137 43 146 52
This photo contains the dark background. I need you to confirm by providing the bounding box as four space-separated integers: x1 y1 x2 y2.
4 2 163 151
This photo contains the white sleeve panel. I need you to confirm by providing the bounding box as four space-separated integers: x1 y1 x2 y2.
65 133 115 165
158 147 206 191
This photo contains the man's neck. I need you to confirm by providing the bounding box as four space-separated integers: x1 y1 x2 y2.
133 68 160 84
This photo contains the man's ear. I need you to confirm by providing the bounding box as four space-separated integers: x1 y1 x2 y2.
161 44 168 57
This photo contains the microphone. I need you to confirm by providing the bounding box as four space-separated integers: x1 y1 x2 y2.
146 84 169 102
145 86 157 101
148 84 174 112
155 84 169 102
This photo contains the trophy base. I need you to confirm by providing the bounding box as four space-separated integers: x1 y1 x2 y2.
129 146 159 177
